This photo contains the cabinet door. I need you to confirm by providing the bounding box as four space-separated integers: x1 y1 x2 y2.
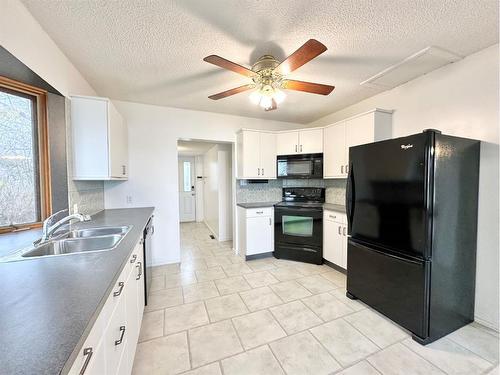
323 219 336 263
341 225 348 269
105 284 128 375
109 102 128 179
345 112 375 171
323 122 346 178
259 132 277 178
246 216 273 255
71 97 109 179
299 129 323 154
276 131 299 155
240 131 261 178
135 247 146 323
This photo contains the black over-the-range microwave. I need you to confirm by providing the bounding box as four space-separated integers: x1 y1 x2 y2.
277 153 323 179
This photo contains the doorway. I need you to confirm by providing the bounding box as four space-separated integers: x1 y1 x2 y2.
177 139 234 243
178 156 196 222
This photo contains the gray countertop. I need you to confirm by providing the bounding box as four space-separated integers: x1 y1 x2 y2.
237 202 279 208
0 207 154 375
323 203 346 212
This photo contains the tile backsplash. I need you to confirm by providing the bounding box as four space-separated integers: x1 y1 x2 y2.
236 178 347 205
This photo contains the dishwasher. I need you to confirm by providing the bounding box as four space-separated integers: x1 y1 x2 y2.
143 216 154 305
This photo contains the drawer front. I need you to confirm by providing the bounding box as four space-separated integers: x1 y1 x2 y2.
324 210 346 224
246 207 273 218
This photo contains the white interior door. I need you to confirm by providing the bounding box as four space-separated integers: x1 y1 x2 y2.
178 156 196 222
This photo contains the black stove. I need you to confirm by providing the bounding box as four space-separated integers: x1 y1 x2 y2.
274 187 324 264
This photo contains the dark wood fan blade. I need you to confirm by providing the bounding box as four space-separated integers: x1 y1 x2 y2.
265 98 277 111
275 39 327 75
282 80 335 95
203 55 255 77
208 84 254 100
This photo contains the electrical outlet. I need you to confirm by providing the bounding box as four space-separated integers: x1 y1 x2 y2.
126 195 133 204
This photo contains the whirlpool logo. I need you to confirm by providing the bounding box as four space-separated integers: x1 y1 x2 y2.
401 144 413 150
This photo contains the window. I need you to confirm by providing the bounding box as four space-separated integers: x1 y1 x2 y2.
0 76 50 233
183 161 191 192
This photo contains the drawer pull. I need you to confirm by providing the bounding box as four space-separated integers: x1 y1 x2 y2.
329 215 336 219
256 211 264 214
139 238 144 245
136 261 142 280
115 326 126 346
113 281 125 297
338 226 341 235
343 227 346 236
130 254 137 263
79 348 93 375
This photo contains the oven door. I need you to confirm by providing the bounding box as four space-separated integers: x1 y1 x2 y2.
274 206 323 264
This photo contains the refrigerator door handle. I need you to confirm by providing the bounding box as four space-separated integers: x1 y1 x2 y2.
346 163 355 230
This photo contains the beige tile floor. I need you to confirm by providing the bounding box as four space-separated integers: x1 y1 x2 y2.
132 222 499 375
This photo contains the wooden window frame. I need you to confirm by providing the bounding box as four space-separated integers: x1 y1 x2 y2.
0 75 52 234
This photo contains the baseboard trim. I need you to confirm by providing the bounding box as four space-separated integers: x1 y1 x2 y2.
323 259 347 274
474 317 500 332
245 252 274 261
203 221 219 240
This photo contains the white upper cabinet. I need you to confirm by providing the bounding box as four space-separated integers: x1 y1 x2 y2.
237 130 276 179
324 109 392 178
276 131 299 155
323 122 346 178
276 129 323 155
299 128 323 154
71 96 128 180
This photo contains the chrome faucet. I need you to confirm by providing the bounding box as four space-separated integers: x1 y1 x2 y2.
35 209 91 245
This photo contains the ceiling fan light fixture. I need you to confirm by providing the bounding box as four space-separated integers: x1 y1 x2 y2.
259 95 273 110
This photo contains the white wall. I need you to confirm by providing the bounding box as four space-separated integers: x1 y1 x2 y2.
104 101 303 265
217 144 232 241
309 44 499 330
203 145 219 238
0 0 96 97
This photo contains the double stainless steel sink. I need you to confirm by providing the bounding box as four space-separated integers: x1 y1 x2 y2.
21 226 131 259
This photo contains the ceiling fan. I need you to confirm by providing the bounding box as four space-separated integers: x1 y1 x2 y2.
203 39 335 111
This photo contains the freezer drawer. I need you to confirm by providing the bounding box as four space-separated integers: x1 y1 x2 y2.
347 240 429 339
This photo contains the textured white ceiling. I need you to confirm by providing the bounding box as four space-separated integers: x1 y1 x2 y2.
22 0 498 124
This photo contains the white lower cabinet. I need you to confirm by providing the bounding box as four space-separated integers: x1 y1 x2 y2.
238 206 274 258
323 210 348 269
68 239 145 375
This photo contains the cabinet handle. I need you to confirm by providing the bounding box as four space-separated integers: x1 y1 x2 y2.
256 211 264 214
269 218 272 225
115 326 126 346
130 254 137 263
300 145 303 152
122 165 126 175
345 164 349 174
341 165 344 174
329 214 336 219
338 226 341 235
343 227 346 236
136 261 142 280
113 281 125 297
295 145 298 153
257 168 260 176
262 168 264 175
139 238 144 245
79 348 93 375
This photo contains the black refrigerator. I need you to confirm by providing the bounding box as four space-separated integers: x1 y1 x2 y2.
345 129 480 344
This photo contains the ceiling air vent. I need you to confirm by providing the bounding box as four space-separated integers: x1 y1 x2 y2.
360 46 462 90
